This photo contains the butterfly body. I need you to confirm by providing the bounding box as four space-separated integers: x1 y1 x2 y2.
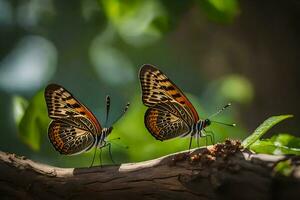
96 127 113 148
139 64 211 144
45 84 114 156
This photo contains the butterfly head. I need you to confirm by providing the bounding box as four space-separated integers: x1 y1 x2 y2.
102 127 113 137
108 126 113 134
97 127 113 148
204 119 211 127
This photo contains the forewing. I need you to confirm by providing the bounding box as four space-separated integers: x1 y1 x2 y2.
45 84 101 134
144 102 191 141
139 64 199 122
48 120 95 155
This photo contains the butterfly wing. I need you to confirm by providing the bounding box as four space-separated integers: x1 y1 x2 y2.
144 102 191 141
139 64 199 140
48 120 95 155
45 84 101 155
45 84 101 134
139 64 199 123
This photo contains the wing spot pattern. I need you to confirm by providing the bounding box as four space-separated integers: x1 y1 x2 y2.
139 64 201 141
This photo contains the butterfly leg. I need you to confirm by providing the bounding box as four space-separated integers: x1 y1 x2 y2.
196 132 200 148
99 147 103 167
98 141 116 166
188 133 193 152
89 147 98 168
203 129 215 145
107 142 115 164
205 135 210 146
202 131 209 147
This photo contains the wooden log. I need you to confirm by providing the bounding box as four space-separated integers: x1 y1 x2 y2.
0 140 299 200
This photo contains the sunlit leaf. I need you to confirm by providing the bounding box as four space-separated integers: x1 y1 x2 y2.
101 0 168 46
274 160 294 176
18 89 50 151
250 134 300 155
197 0 240 23
242 115 293 148
250 139 300 155
12 96 28 125
272 133 300 148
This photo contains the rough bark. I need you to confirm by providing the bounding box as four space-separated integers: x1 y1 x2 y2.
0 141 300 200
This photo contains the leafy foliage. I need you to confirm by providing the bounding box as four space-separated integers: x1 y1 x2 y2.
250 134 300 155
242 114 300 157
242 115 293 148
13 96 29 125
16 90 50 151
101 0 168 46
100 0 240 47
274 160 294 176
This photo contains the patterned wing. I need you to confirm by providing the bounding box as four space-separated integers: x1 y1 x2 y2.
48 120 95 155
45 84 102 155
139 64 199 123
144 102 191 141
45 84 101 134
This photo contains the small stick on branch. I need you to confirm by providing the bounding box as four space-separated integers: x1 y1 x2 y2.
0 140 300 200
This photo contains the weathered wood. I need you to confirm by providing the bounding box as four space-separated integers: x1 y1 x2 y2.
0 140 299 200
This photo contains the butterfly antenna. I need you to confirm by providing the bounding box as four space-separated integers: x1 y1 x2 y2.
208 103 232 119
210 120 236 127
111 102 130 125
105 95 111 127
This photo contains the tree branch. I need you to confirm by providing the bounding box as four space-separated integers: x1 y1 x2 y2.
1 140 300 200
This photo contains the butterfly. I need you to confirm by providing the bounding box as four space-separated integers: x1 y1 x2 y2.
139 64 234 149
45 84 129 166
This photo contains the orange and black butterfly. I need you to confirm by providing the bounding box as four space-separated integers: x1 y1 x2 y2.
45 84 129 165
139 64 234 149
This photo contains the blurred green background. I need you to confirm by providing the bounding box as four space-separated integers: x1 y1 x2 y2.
0 0 299 167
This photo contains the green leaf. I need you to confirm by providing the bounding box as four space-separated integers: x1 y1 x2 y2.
271 134 300 148
18 89 50 151
242 115 293 148
12 96 29 125
250 134 300 155
101 0 168 46
250 139 300 155
274 160 294 176
197 0 240 23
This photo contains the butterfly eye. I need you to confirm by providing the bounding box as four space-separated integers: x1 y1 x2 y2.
205 119 211 126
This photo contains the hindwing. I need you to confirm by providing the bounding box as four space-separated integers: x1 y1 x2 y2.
144 102 191 140
48 120 95 155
